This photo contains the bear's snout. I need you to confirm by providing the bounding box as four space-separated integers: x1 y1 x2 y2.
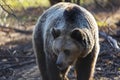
56 58 67 71
56 61 63 69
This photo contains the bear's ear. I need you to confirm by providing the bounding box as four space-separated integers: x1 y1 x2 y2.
70 28 86 45
51 28 61 39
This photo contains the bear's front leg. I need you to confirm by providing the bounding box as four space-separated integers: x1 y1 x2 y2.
46 56 62 80
75 47 98 80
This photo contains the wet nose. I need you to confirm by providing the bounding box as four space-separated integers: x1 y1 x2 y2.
56 62 63 68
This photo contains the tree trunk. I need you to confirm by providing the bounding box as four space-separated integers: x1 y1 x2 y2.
49 0 62 5
65 0 71 2
76 0 80 5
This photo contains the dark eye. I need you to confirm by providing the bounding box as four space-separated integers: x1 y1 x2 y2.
55 49 59 55
64 49 70 56
51 28 61 39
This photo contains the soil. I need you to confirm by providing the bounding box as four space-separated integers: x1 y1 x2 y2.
0 6 120 80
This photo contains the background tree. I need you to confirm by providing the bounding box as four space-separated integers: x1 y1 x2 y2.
49 0 62 5
49 0 80 5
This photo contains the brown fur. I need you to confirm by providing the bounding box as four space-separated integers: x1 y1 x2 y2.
32 2 99 80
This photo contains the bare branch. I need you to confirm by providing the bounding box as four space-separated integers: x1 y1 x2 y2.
0 0 17 19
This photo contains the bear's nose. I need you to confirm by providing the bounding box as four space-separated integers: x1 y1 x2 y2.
56 62 63 69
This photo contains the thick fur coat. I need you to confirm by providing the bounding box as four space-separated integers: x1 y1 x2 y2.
32 2 99 80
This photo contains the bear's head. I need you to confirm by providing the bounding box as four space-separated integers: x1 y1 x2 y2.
51 28 88 70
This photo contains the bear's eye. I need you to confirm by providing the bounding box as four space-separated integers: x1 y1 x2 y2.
63 49 70 56
51 28 61 39
55 49 59 55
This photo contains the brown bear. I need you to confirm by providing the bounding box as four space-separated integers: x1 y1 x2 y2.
32 2 99 80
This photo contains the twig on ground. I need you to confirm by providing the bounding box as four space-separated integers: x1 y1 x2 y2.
0 59 35 70
0 55 35 59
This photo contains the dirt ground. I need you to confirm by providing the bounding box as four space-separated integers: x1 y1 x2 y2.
0 6 120 80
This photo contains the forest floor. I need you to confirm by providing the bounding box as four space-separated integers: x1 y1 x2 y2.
0 6 120 80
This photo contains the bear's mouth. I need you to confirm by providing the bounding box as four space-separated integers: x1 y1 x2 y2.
58 67 68 73
56 64 69 72
56 61 74 71
57 65 67 71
